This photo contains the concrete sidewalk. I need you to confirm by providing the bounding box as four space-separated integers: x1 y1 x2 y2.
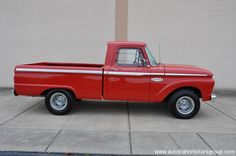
0 89 235 155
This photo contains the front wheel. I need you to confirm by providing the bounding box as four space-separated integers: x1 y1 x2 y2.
168 89 200 119
45 89 74 115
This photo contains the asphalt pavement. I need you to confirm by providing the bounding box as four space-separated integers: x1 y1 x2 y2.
0 88 235 155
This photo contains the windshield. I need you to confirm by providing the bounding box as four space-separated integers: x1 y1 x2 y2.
145 46 158 66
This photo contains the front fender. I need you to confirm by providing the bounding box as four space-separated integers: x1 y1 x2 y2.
152 78 214 102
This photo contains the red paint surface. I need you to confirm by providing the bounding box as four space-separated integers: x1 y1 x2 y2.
14 41 215 102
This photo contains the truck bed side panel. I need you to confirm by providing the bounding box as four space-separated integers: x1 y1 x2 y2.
14 65 103 100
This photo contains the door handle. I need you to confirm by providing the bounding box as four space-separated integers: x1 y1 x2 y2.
111 68 119 71
151 77 163 82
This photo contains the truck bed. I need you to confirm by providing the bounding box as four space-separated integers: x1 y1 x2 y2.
14 62 104 100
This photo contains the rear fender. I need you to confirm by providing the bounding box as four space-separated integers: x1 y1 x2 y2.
15 83 78 98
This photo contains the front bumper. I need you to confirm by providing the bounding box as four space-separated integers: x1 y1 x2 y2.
211 93 217 102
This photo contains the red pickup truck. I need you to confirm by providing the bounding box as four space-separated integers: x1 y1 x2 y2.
14 41 215 119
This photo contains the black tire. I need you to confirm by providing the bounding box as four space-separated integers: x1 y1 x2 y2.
168 89 200 119
45 89 74 115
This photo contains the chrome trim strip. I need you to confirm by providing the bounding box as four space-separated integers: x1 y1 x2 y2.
16 68 208 77
104 71 164 76
165 73 208 77
105 71 207 77
150 73 165 76
15 68 102 75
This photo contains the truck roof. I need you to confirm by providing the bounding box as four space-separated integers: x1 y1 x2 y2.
107 41 146 46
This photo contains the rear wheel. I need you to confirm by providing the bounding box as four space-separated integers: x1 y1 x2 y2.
45 89 74 115
168 89 200 119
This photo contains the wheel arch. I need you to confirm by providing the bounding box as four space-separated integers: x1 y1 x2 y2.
40 87 76 99
163 86 202 102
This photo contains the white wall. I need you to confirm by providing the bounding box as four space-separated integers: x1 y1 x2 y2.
0 0 115 87
1 0 236 89
128 0 236 89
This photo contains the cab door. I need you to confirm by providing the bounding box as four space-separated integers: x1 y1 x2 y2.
104 47 151 101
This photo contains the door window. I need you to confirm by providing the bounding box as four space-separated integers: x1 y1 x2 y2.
116 48 146 66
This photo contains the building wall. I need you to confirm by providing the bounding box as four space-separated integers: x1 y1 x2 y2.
128 0 236 89
0 0 115 87
1 0 236 89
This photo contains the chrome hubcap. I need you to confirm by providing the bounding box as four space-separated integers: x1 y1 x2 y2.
50 93 68 111
176 96 195 115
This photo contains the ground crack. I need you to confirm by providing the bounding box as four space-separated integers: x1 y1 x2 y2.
206 102 236 122
0 100 43 127
126 102 133 154
45 129 62 152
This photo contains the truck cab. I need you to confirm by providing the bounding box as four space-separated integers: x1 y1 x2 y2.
104 41 164 102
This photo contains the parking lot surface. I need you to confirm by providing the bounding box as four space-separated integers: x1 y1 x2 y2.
0 88 235 155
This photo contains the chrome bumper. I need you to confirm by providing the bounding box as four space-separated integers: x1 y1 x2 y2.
211 93 217 102
11 89 18 96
